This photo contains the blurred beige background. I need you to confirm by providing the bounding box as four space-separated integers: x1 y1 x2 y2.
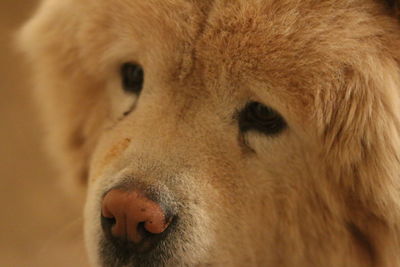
0 1 89 266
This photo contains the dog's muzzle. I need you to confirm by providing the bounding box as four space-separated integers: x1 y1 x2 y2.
99 184 177 266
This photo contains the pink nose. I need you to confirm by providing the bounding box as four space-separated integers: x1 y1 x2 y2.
101 189 171 243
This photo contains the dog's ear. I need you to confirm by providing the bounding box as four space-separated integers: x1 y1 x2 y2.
383 0 400 17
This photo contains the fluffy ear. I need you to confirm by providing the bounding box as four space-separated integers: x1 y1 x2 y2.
18 0 101 200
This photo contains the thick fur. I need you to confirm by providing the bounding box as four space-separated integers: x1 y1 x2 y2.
19 0 400 266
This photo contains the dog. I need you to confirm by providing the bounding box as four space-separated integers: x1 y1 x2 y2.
19 0 400 266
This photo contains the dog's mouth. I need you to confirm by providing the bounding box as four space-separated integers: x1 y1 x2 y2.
99 216 179 267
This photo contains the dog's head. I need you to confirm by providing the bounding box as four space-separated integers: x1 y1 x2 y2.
19 0 400 266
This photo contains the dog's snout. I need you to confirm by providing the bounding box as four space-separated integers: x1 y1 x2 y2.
101 189 172 245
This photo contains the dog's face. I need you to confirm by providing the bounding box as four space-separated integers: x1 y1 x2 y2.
19 0 400 266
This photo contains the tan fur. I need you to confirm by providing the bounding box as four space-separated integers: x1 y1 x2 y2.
19 0 400 266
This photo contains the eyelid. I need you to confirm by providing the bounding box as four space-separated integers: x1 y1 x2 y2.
238 102 287 136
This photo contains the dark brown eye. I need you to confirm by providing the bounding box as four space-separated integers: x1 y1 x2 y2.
239 102 287 135
121 63 144 94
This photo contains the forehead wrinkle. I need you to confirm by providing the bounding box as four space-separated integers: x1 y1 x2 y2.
174 0 216 84
191 0 318 106
81 0 215 76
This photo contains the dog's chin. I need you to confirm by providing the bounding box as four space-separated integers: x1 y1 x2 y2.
99 236 177 267
98 220 182 267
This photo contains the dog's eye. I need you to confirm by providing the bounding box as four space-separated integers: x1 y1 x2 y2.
121 63 144 94
239 102 287 135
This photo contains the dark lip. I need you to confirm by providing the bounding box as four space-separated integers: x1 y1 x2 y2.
99 216 179 267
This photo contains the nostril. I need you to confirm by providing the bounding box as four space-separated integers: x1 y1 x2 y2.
105 216 116 225
101 215 116 238
137 221 148 238
136 219 167 237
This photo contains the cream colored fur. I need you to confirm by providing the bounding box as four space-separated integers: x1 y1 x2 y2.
19 0 400 266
